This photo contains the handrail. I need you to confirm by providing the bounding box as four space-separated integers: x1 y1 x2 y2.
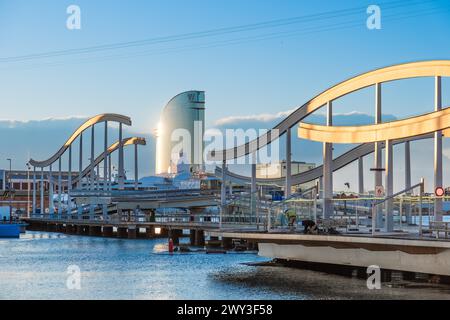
371 179 424 236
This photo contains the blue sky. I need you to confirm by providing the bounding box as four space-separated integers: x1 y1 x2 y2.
1 0 450 130
1 0 450 190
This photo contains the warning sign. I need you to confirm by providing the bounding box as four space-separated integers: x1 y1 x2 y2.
375 186 385 197
435 187 445 197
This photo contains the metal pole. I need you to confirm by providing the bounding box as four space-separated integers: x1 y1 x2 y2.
251 151 257 225
102 122 108 218
40 167 44 216
78 132 83 189
68 145 72 215
372 204 376 236
27 165 30 218
118 123 124 190
285 128 292 197
405 141 412 224
434 76 443 221
32 166 36 216
358 156 364 195
385 139 394 232
134 143 138 190
78 132 83 216
313 181 318 223
108 153 112 190
374 83 383 228
323 101 333 218
58 157 62 218
220 160 227 229
419 178 424 236
90 125 95 190
49 164 54 216
103 121 108 191
399 198 403 230
221 160 227 206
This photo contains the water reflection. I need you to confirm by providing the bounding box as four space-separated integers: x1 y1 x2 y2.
0 231 449 299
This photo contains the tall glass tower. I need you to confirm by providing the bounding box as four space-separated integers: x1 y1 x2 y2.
155 91 205 175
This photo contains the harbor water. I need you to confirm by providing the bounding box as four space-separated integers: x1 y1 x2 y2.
1 231 450 300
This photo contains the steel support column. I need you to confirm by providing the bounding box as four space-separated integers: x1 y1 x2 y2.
322 101 333 219
78 132 83 189
434 76 443 221
385 139 394 232
89 125 95 217
251 152 257 195
40 167 44 216
358 156 364 195
32 166 36 216
103 121 108 190
285 128 292 197
68 145 72 214
134 143 138 190
58 158 62 217
404 141 412 224
221 160 227 206
90 125 95 190
374 83 383 228
77 132 83 216
118 123 124 190
103 121 108 217
108 153 112 190
49 164 54 215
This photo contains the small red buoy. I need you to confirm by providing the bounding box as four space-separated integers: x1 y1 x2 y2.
168 238 174 253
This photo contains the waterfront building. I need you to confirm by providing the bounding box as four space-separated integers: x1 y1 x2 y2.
155 91 205 175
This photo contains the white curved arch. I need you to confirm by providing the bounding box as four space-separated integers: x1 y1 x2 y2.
29 114 132 167
208 60 450 161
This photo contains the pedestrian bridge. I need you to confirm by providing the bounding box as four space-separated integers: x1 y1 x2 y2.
212 60 450 234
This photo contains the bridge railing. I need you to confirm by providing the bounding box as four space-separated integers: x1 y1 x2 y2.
266 185 319 231
371 180 426 236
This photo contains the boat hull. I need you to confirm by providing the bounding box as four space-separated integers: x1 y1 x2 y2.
0 224 21 238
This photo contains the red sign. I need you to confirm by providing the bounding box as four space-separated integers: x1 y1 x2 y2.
435 187 445 197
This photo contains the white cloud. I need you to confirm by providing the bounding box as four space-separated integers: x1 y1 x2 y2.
214 109 296 126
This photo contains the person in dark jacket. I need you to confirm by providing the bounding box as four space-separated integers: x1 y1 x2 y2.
302 219 318 234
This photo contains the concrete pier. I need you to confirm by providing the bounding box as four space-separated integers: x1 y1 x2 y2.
222 237 232 250
195 230 205 246
190 229 196 245
117 227 128 238
89 226 102 237
102 226 113 237
76 225 84 235
128 226 137 239
145 227 155 238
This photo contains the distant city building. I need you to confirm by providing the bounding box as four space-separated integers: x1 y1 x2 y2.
155 91 205 175
0 169 78 214
256 160 316 191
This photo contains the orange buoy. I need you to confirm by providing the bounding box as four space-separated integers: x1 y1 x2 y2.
168 238 174 253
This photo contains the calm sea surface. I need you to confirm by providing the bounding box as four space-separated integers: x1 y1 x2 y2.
1 231 450 300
